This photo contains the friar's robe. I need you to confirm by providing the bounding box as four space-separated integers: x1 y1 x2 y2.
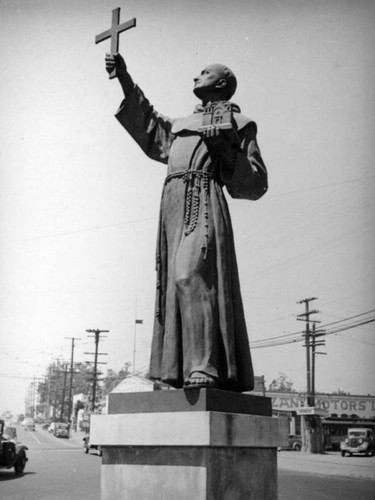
116 84 268 391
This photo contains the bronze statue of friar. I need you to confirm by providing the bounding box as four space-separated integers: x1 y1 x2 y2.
105 53 268 392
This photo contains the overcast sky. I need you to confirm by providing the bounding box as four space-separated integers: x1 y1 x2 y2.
1 0 375 415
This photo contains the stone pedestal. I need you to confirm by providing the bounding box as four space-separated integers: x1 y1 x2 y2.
90 389 288 500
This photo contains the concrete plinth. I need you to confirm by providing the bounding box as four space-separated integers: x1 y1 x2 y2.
91 389 288 500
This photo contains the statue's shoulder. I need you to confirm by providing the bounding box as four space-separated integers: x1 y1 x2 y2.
171 114 201 134
233 112 256 132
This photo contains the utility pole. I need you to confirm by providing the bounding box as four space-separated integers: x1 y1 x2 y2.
133 300 143 374
59 363 68 421
46 365 52 419
297 298 326 454
311 322 327 405
85 329 109 412
65 336 82 424
51 358 62 420
297 297 319 406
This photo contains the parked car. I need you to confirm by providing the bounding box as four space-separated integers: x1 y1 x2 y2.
340 428 375 457
83 435 102 456
278 434 302 451
48 422 56 433
41 420 50 430
0 419 28 475
53 422 70 438
21 418 35 431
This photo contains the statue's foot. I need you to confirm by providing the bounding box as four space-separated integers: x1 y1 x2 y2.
183 372 217 389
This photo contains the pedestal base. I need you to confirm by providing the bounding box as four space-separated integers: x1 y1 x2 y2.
91 389 288 500
101 446 277 500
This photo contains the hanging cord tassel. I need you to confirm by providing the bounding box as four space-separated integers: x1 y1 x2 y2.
183 170 193 229
201 172 210 260
184 173 201 236
183 170 212 259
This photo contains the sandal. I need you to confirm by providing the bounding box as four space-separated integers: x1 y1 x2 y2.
183 371 217 389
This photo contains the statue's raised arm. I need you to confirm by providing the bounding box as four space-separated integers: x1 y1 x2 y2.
105 53 135 98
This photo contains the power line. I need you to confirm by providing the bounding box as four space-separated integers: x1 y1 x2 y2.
250 310 375 349
4 217 157 245
321 309 375 327
4 176 375 245
324 318 375 336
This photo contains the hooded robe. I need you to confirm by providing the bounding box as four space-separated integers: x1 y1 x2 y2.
115 84 268 391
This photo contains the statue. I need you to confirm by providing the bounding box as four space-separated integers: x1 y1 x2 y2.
105 53 268 391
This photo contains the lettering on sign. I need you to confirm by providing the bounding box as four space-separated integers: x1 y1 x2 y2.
269 393 375 418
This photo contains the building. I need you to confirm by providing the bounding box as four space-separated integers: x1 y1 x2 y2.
251 390 375 449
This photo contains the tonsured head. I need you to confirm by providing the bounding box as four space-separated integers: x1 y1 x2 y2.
193 64 237 103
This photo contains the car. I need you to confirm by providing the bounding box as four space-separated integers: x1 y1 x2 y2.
83 435 102 456
340 428 375 457
53 422 70 438
48 422 57 433
278 434 302 451
22 418 35 431
0 419 28 475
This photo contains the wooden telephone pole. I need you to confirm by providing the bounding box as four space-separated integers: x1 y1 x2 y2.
297 297 326 453
85 329 109 412
65 336 81 423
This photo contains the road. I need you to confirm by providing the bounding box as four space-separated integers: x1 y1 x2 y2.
1 425 374 499
0 424 101 500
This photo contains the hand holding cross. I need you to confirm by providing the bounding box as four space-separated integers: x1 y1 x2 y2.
95 7 136 79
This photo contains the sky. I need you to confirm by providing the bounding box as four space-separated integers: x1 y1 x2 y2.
1 0 375 416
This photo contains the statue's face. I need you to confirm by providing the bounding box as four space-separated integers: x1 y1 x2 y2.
193 65 226 100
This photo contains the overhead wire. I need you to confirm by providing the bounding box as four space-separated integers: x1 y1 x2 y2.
2 174 374 246
250 310 375 349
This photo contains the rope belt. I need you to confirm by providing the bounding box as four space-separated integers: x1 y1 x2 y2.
164 169 214 259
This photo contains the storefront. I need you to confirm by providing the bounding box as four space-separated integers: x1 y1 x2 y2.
267 392 375 419
257 391 375 449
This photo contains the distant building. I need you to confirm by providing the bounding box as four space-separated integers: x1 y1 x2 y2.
111 374 172 394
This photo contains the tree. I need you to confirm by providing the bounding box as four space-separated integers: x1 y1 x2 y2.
74 400 85 419
332 389 350 395
37 361 100 419
1 410 14 422
268 372 296 392
102 363 131 395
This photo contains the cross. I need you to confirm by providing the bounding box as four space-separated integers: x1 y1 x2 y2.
95 7 136 79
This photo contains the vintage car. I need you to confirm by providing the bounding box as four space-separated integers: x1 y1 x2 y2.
22 417 35 431
83 435 102 456
41 420 50 430
278 434 302 451
48 422 57 433
0 419 28 475
340 428 375 457
53 422 70 438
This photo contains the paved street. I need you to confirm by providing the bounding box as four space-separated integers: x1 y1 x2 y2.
1 425 374 499
278 449 375 480
278 450 375 500
0 425 101 500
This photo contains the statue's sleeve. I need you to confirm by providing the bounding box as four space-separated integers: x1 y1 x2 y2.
220 121 268 200
115 84 174 164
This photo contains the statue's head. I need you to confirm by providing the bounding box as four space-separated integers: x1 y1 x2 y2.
193 64 237 103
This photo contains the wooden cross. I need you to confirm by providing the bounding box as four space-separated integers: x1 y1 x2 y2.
95 7 136 79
